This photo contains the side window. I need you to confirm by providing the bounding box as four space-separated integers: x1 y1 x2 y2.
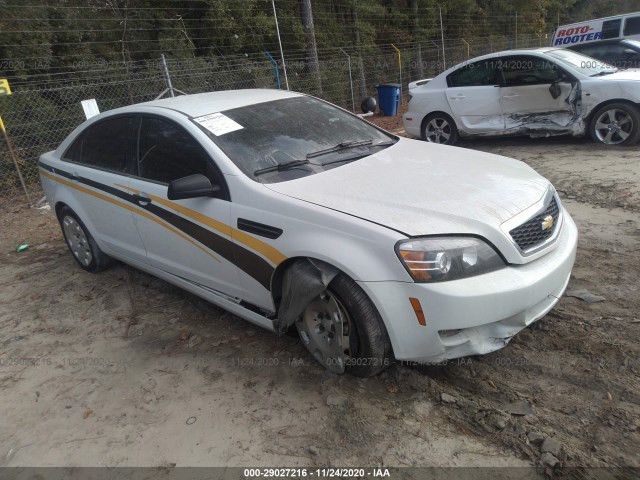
62 135 82 163
137 117 211 184
602 19 622 39
447 60 497 87
501 57 558 86
623 16 640 35
66 117 133 173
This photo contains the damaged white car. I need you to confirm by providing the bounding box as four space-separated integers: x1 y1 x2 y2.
40 90 577 377
403 47 640 145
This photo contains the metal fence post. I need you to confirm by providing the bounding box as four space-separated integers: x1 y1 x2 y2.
1 118 32 206
339 48 355 112
439 6 446 70
391 44 402 104
265 52 281 89
271 0 289 90
461 39 470 58
161 54 175 98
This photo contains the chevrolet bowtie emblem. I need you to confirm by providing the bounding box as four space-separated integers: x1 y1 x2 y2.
541 215 554 231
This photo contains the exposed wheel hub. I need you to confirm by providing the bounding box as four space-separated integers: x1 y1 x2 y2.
296 291 350 374
62 216 92 267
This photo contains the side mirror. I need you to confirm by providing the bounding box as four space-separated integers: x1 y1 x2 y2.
549 81 562 99
167 174 220 200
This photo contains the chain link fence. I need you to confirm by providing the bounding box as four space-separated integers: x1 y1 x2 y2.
0 34 544 204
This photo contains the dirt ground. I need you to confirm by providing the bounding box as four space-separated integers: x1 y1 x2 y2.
0 121 638 475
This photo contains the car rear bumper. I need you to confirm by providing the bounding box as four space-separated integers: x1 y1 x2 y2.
358 210 578 363
402 111 423 138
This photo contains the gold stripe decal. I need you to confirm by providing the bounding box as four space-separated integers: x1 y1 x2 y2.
40 169 220 263
117 184 287 266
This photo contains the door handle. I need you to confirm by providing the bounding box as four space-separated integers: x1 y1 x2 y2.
449 94 466 99
133 193 152 206
503 94 519 99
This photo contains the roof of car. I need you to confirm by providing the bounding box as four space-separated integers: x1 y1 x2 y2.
480 47 558 57
136 88 303 117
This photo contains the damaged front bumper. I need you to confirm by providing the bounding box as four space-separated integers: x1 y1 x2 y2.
358 211 578 364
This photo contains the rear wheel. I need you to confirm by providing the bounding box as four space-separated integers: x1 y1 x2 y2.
589 103 640 146
295 273 392 377
421 112 459 145
58 207 115 273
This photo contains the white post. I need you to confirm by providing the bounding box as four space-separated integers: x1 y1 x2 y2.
339 47 355 112
161 54 175 97
439 6 446 71
271 0 289 90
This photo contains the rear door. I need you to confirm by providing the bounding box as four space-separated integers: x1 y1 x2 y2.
498 56 575 130
58 116 147 263
127 115 243 298
445 59 504 132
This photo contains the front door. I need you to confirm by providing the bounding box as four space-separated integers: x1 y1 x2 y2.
127 115 243 299
499 56 575 131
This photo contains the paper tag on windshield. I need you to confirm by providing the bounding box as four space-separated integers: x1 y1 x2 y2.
195 112 243 136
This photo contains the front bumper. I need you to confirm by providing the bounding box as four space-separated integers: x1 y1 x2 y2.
359 210 578 363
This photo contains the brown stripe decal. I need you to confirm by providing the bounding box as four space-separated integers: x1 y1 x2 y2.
40 164 279 290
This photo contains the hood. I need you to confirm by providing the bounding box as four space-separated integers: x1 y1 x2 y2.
598 69 640 81
265 138 550 236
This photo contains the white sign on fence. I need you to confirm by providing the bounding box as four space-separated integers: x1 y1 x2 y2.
81 99 100 119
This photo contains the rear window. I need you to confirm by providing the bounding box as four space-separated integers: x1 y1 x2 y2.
63 117 133 174
447 60 497 87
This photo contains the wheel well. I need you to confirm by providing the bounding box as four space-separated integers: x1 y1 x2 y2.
54 201 69 220
270 256 344 309
420 111 453 130
585 99 640 128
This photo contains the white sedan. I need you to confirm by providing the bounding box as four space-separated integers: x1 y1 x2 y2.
403 47 640 145
40 89 577 376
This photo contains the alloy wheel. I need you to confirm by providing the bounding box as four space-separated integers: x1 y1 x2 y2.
594 108 634 145
425 117 452 144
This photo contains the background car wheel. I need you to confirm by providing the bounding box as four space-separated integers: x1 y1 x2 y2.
421 112 459 145
589 103 640 146
295 273 393 377
58 206 115 273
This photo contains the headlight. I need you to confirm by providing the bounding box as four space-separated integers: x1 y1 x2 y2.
396 237 506 282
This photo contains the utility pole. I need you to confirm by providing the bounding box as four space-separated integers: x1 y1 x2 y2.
271 0 289 90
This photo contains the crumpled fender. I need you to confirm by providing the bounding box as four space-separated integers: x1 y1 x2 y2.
275 258 339 335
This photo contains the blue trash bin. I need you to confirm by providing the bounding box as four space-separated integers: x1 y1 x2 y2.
375 83 401 116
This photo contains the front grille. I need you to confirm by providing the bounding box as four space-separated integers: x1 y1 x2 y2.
509 196 560 252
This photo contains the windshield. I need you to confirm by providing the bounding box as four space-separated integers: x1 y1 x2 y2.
196 96 396 183
546 49 618 76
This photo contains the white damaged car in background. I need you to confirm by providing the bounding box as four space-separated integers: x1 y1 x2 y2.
403 47 640 145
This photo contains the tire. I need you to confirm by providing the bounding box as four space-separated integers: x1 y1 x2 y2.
589 102 640 146
296 273 393 377
58 206 115 273
421 112 459 145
